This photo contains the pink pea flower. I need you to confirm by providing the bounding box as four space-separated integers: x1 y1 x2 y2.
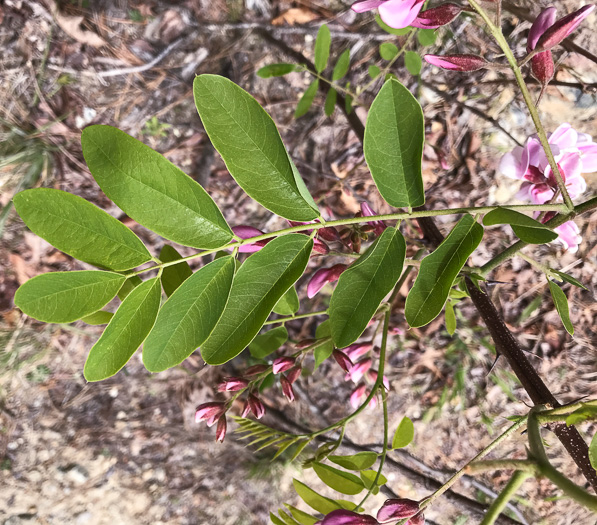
424 54 488 71
377 498 420 523
536 5 595 52
411 3 464 28
241 400 251 418
367 369 390 390
368 394 378 409
343 342 373 361
527 7 556 84
248 394 265 419
217 377 249 392
351 0 425 29
215 416 227 443
280 375 295 402
345 357 372 383
307 264 348 298
195 402 226 427
272 356 295 374
360 202 387 235
552 220 583 253
232 225 271 253
350 384 367 408
333 349 354 373
317 509 380 525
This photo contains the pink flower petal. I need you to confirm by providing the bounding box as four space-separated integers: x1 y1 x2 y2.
554 221 582 252
379 0 425 28
351 0 386 13
527 7 557 51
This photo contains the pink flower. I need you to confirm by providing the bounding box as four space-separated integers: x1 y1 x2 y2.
360 202 387 235
553 220 583 253
367 369 390 390
411 3 463 28
307 264 348 298
345 357 372 383
527 7 556 84
272 356 296 374
499 123 591 205
215 416 227 442
280 375 295 402
318 509 379 525
377 498 420 523
248 394 265 419
352 0 425 29
424 54 488 71
350 384 367 408
195 402 226 427
536 5 595 51
232 225 271 253
343 342 373 361
217 377 249 392
333 349 354 372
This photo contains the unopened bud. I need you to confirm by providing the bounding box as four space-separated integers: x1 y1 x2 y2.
307 264 348 298
215 416 227 442
424 54 488 72
319 509 379 525
286 366 302 384
272 356 295 375
412 3 463 28
217 377 249 392
536 5 595 51
195 402 226 426
333 349 354 373
313 238 330 255
377 498 420 523
318 226 341 242
280 375 295 402
248 394 265 419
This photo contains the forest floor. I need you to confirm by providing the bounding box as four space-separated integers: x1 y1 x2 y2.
1 1 596 524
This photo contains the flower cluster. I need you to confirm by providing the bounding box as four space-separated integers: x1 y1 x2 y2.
500 123 596 251
316 498 423 524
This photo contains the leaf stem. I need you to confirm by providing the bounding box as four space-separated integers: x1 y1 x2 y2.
263 310 329 326
479 470 531 525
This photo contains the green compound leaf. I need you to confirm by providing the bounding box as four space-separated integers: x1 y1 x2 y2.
405 215 483 327
142 256 235 372
84 277 161 381
483 207 558 244
364 78 425 208
273 286 300 315
404 50 422 75
15 271 125 323
324 89 337 117
330 227 406 348
332 49 350 81
249 326 289 359
548 280 574 335
14 188 151 271
81 125 233 249
257 63 300 78
314 24 331 73
445 301 456 336
80 310 114 325
295 79 320 119
313 462 364 495
201 235 313 365
329 452 378 471
292 479 342 515
392 416 415 449
159 244 193 297
193 75 319 220
379 42 398 60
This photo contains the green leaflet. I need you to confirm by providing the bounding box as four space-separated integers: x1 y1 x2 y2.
81 125 233 249
404 51 422 76
314 320 334 370
364 78 425 208
379 42 398 60
295 79 320 119
14 188 151 271
330 227 406 348
548 280 574 335
324 89 337 117
392 416 415 448
329 452 378 471
159 244 193 297
292 479 342 515
249 326 289 359
257 63 300 78
284 505 318 525
332 49 350 81
590 433 597 472
312 462 364 495
273 286 300 315
445 301 456 335
405 215 483 327
553 270 586 290
84 277 161 381
80 310 114 325
483 207 558 244
15 271 125 323
201 235 313 365
565 405 597 426
418 28 437 46
118 275 142 300
314 25 331 73
143 256 236 372
193 75 320 221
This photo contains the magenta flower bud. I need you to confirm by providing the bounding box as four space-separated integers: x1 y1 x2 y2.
272 356 296 375
241 400 251 418
343 342 373 361
215 416 227 443
425 54 488 71
345 357 372 383
527 7 557 84
319 509 380 525
318 226 341 242
232 225 271 253
350 384 367 409
286 366 302 384
307 264 348 298
411 3 463 28
248 394 265 419
217 377 249 392
377 498 420 523
244 364 269 376
333 349 354 373
195 402 226 425
407 514 425 525
313 238 330 255
360 202 387 235
536 5 595 51
280 375 295 402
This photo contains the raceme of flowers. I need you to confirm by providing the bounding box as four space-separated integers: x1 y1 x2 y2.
500 123 596 252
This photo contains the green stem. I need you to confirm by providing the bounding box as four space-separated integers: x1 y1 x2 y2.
263 310 328 326
467 459 539 474
479 471 531 525
467 0 574 211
